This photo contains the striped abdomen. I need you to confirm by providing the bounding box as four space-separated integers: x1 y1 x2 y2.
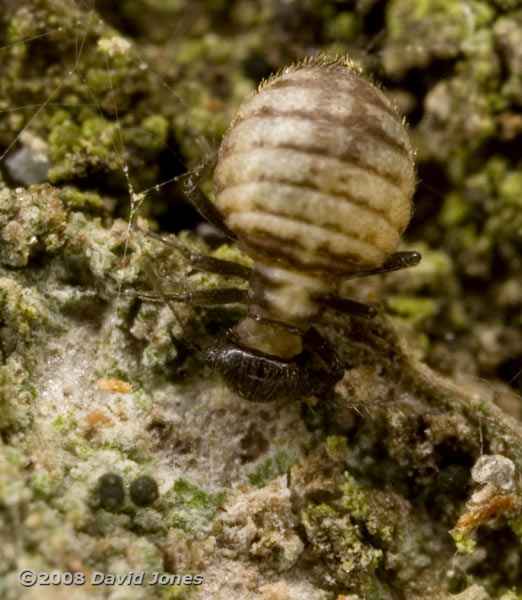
213 56 415 275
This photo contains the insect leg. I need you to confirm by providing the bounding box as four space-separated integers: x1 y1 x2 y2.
119 288 247 305
162 288 247 305
183 172 238 241
185 253 251 279
321 296 378 319
145 231 251 280
303 328 343 373
354 251 421 278
141 263 246 339
302 327 344 391
322 252 420 318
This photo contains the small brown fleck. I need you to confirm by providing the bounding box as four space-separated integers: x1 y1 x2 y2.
85 409 114 428
454 494 515 530
98 379 132 393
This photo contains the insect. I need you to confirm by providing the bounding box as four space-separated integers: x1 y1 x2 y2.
139 54 420 402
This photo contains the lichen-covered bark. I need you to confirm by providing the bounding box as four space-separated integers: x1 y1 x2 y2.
1 1 522 599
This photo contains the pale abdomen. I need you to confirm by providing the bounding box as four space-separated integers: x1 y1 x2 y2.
214 56 415 276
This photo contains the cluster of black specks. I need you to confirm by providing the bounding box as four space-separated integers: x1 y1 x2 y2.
129 475 160 507
96 473 159 510
97 473 125 512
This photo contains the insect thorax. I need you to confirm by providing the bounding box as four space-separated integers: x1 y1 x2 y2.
235 261 334 359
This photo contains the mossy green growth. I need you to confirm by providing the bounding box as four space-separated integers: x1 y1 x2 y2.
80 117 119 157
325 435 348 461
508 512 522 539
0 355 35 429
0 187 67 266
339 473 367 516
439 192 471 227
30 471 59 499
211 242 252 267
165 478 226 533
52 414 79 434
59 187 105 212
4 13 36 77
325 12 359 42
0 267 68 428
340 473 394 542
386 296 437 324
133 115 170 155
97 36 131 59
458 25 499 86
412 0 471 21
247 451 297 488
47 113 82 163
444 156 522 257
450 527 477 554
498 171 522 207
301 502 383 583
162 586 196 600
499 591 522 600
473 397 493 415
385 0 473 75
0 449 32 506
47 111 119 182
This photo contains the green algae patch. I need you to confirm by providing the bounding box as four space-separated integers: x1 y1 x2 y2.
0 356 35 429
301 502 383 589
440 192 472 228
58 186 106 212
499 171 522 207
384 0 475 75
340 474 395 543
325 435 348 460
386 295 438 324
165 478 226 533
247 451 297 488
450 527 478 554
48 114 120 183
133 115 170 156
0 186 67 266
499 591 522 600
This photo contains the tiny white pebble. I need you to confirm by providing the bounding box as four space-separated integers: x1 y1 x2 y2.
471 454 515 493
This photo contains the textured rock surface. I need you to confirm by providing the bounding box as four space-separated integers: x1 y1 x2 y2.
1 1 522 599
